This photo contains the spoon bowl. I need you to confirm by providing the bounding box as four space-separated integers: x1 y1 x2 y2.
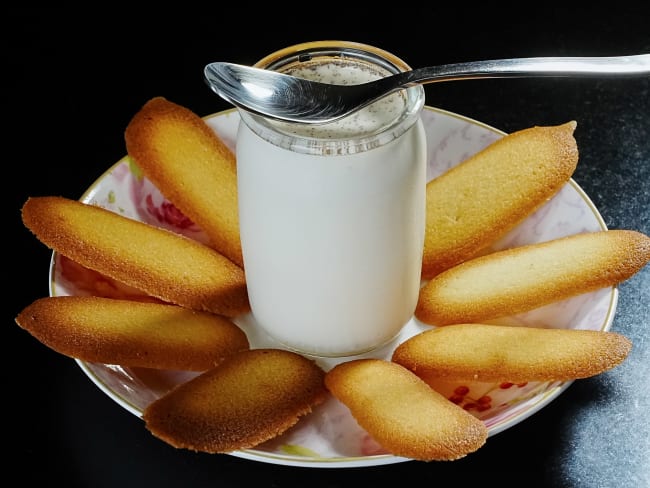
204 54 650 124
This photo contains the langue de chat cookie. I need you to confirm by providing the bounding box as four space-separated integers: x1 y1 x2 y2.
416 229 650 326
422 121 579 279
125 96 243 267
391 323 632 383
15 296 250 371
21 196 250 317
324 358 488 461
143 349 328 453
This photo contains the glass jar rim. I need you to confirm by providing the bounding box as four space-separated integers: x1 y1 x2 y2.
238 41 425 156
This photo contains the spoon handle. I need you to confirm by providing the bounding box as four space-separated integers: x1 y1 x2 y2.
399 54 650 86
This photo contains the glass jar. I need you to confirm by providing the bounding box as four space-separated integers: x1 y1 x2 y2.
236 41 426 357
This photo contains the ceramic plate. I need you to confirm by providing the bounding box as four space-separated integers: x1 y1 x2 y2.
49 107 617 468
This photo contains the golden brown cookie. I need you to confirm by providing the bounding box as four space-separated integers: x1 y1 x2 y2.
21 196 250 317
125 96 243 266
15 296 250 370
422 121 578 279
143 349 328 453
392 324 632 383
324 358 488 461
416 229 650 326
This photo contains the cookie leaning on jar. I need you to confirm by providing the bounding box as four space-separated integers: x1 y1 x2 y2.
422 121 579 279
415 229 650 326
20 195 250 317
125 96 243 267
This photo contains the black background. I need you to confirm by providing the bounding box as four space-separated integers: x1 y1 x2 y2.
5 6 649 487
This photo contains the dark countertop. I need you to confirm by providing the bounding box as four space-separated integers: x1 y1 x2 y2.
6 6 649 487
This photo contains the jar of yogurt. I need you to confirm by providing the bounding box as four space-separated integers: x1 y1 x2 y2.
236 41 426 357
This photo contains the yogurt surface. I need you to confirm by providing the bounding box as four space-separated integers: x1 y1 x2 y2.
274 61 407 139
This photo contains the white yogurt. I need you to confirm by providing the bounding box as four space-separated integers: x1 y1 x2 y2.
236 44 426 357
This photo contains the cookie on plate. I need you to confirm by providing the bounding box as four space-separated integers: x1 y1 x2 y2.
416 229 650 326
422 121 578 279
324 358 488 461
16 296 250 371
143 349 328 453
392 323 632 383
125 97 243 267
21 196 249 317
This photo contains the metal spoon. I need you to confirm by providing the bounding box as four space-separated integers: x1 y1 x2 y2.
204 54 650 124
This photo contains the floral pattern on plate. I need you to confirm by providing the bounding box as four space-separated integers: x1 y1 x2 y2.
50 107 615 468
